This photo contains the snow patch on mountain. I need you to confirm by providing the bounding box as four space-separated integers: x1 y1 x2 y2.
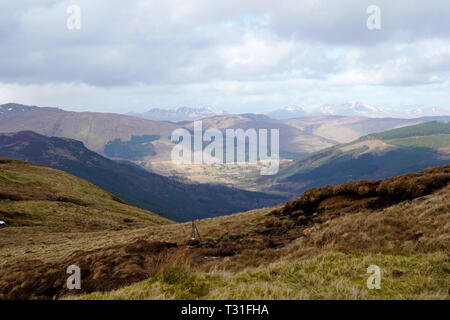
128 107 227 122
266 106 306 119
310 102 450 119
0 103 39 118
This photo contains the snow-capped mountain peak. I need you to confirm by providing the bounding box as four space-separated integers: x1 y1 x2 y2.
311 102 450 118
312 102 389 117
266 105 306 120
128 107 227 122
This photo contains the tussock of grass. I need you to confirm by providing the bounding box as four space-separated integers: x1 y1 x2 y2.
76 252 449 300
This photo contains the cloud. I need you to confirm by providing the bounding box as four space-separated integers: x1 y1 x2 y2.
0 0 449 112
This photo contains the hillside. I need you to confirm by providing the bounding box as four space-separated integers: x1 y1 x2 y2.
0 164 448 299
0 103 339 160
4 103 447 192
264 121 450 197
141 113 336 189
282 116 445 144
0 103 333 161
183 113 335 156
0 103 178 160
0 103 331 189
0 158 171 231
0 131 286 221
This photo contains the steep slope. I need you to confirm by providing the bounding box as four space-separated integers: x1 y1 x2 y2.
0 158 171 231
1 164 448 299
264 121 450 197
0 131 286 221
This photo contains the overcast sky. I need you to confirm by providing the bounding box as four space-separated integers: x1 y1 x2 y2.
0 0 449 113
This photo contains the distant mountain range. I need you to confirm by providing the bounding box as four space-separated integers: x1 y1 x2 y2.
262 121 450 197
1 102 449 181
268 102 450 120
0 103 335 161
282 116 449 144
311 102 391 118
125 102 450 121
0 103 179 161
0 131 286 221
128 107 227 122
265 106 306 120
310 101 450 119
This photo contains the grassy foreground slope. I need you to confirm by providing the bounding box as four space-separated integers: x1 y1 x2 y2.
81 252 448 300
0 158 171 231
77 165 450 300
1 164 448 299
0 158 172 268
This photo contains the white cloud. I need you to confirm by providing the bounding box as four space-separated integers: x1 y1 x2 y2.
0 0 449 112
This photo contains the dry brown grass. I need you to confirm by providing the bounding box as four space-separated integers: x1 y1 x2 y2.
273 164 450 220
0 158 172 266
77 251 449 300
0 162 449 299
284 184 450 259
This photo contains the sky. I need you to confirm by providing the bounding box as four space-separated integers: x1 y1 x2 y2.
0 0 449 114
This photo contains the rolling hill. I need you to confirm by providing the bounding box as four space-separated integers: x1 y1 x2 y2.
263 121 450 197
2 102 449 192
0 103 335 160
0 103 178 160
0 131 286 221
2 103 449 159
0 158 171 231
182 113 335 156
1 164 448 299
282 115 450 144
